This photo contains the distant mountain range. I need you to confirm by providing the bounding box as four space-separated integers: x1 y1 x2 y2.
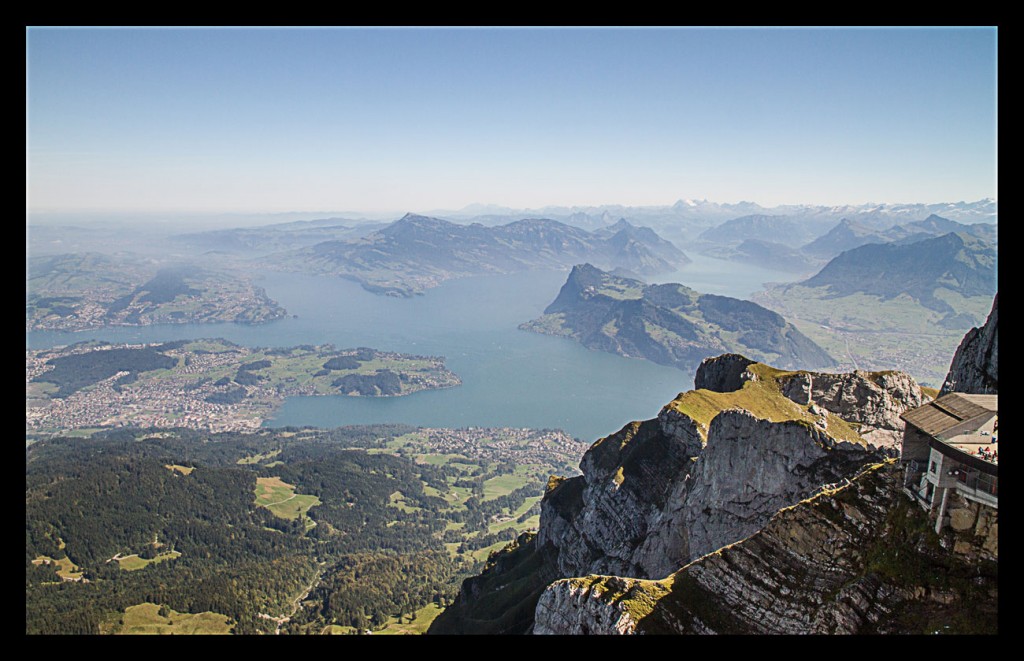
171 218 387 254
266 214 691 297
429 198 996 247
802 214 996 260
165 201 995 278
691 212 996 273
754 230 997 386
520 264 835 373
435 198 997 227
800 231 996 315
698 214 835 248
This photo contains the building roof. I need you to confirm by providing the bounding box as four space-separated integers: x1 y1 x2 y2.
940 430 998 463
902 393 997 437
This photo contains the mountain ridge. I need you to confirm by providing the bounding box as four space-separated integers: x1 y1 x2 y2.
802 214 996 260
268 214 690 297
798 231 996 307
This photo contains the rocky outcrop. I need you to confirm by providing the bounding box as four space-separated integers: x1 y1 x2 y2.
688 353 926 452
944 489 999 561
540 405 879 582
549 364 883 616
941 294 998 395
692 353 757 392
537 417 701 579
534 462 998 635
779 369 925 450
533 575 655 635
432 355 929 635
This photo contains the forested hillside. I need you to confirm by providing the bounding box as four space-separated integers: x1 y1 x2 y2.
25 424 587 634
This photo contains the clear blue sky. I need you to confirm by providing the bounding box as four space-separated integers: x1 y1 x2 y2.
26 27 997 214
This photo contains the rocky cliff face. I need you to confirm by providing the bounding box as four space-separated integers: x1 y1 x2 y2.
699 354 925 450
534 462 998 635
430 354 927 634
539 406 878 581
692 353 756 391
780 370 924 451
941 293 998 395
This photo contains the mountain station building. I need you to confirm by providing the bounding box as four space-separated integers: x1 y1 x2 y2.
899 393 997 538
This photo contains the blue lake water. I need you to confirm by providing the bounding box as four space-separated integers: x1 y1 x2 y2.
26 254 797 442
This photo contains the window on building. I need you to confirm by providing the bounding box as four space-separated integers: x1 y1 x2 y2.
930 460 937 474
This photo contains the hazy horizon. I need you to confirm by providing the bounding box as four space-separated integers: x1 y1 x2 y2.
27 27 997 216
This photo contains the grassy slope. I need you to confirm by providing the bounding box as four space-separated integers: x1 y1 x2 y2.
109 603 233 635
254 476 321 526
667 362 864 445
117 551 182 571
32 555 84 581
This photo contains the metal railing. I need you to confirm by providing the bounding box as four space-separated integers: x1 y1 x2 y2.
952 465 998 497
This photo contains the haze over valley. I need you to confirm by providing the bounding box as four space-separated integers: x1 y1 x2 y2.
26 26 997 636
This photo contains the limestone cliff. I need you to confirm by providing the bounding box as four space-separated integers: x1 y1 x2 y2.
429 354 927 634
533 462 998 635
701 353 925 450
539 406 877 581
941 293 998 395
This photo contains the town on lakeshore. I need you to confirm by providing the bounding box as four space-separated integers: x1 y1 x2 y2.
26 339 461 434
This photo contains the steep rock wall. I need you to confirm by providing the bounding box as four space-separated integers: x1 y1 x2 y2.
432 355 927 634
537 404 879 581
941 293 998 395
534 462 998 635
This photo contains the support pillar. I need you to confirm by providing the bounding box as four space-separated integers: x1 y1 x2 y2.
934 486 950 535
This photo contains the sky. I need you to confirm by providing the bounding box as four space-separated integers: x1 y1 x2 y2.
26 27 998 215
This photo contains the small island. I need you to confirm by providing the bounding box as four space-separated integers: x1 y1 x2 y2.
26 339 461 433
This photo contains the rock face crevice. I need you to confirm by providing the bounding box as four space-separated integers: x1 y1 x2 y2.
941 293 998 395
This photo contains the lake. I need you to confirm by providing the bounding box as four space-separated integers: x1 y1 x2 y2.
26 254 797 442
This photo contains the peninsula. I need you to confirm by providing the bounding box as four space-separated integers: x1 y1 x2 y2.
26 339 461 433
521 264 835 373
